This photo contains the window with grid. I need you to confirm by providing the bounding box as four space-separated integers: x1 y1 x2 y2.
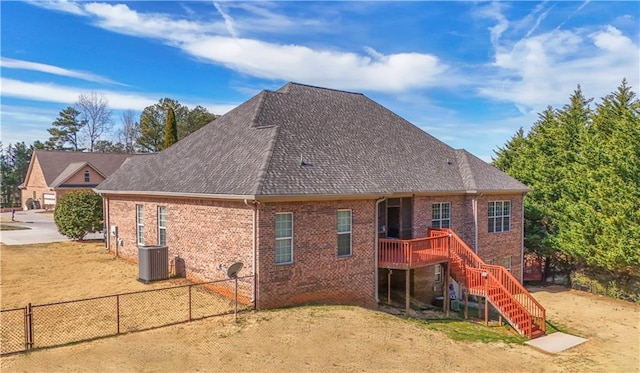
435 264 442 282
157 206 167 246
84 171 90 182
503 256 512 272
275 213 293 264
488 201 510 233
337 210 352 257
136 204 144 245
431 202 451 228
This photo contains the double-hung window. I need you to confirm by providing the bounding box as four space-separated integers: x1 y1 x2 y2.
136 204 144 245
157 206 167 246
84 171 90 182
435 264 442 282
488 201 510 233
337 210 352 257
275 213 293 264
432 202 451 228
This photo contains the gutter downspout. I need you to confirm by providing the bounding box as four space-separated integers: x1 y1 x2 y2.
521 192 526 284
245 199 259 308
472 195 479 253
374 196 386 303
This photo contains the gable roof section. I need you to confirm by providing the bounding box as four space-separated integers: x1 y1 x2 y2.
49 161 105 188
97 83 528 197
26 150 138 188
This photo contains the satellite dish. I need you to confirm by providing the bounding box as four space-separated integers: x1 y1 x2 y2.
227 262 243 279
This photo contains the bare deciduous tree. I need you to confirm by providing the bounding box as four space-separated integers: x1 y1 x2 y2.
118 109 140 153
76 92 112 152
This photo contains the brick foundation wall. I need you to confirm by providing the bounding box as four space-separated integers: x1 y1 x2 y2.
256 199 377 309
104 196 255 299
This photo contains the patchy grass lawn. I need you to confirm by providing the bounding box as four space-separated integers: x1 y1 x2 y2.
1 242 639 372
0 224 30 231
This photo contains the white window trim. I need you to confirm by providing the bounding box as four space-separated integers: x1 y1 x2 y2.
435 264 442 283
275 212 293 265
337 209 352 257
136 204 144 246
431 202 451 229
157 206 167 246
488 200 511 233
504 256 512 272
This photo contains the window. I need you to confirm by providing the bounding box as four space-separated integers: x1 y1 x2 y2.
488 201 510 233
503 256 512 272
432 202 451 228
275 213 293 264
337 210 352 257
136 205 144 245
84 170 90 182
157 206 166 246
435 264 442 282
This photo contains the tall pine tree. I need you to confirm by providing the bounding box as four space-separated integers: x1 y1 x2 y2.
163 107 178 149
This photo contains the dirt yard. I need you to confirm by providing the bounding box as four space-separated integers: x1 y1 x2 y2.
1 242 639 372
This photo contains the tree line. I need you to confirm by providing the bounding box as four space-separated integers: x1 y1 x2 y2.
0 92 217 206
493 79 639 299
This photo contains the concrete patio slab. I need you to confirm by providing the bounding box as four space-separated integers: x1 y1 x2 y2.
526 332 588 353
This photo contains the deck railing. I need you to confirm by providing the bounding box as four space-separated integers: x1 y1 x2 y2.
429 228 546 337
378 235 449 269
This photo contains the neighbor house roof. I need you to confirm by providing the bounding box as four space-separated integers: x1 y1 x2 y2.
97 83 528 198
23 150 138 189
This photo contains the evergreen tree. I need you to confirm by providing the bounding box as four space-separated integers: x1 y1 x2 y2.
48 106 86 151
163 107 178 149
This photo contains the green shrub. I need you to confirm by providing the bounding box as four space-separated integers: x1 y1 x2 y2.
571 271 639 304
54 191 103 240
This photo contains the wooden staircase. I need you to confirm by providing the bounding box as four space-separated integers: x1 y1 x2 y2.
430 228 546 339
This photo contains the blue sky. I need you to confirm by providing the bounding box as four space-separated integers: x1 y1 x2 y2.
1 1 638 161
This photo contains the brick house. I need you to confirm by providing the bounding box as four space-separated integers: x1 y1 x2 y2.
20 150 137 210
96 83 530 311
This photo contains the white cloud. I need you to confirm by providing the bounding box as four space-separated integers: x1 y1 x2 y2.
0 57 125 86
1 78 236 116
31 2 449 92
213 2 239 38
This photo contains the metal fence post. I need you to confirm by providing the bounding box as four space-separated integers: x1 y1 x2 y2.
116 295 120 334
26 303 33 350
188 285 192 321
234 277 238 322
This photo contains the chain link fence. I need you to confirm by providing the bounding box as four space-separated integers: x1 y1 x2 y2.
1 276 253 355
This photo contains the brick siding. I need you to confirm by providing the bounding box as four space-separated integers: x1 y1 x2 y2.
104 196 255 300
21 157 48 209
476 193 525 281
256 200 377 309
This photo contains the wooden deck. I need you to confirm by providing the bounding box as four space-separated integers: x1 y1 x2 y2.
378 234 449 269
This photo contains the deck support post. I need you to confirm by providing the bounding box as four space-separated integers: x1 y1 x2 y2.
464 289 468 319
443 263 450 316
387 269 392 305
405 269 410 315
484 296 489 326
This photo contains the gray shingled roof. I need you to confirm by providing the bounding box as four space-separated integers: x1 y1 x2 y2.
30 150 138 187
97 83 528 197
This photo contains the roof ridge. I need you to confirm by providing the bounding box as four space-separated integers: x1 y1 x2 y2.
250 90 269 127
279 82 364 96
455 149 478 191
251 125 280 196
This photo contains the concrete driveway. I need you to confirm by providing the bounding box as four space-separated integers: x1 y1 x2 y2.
0 210 104 245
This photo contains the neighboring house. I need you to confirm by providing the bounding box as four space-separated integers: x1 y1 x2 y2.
20 150 137 210
96 83 530 313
